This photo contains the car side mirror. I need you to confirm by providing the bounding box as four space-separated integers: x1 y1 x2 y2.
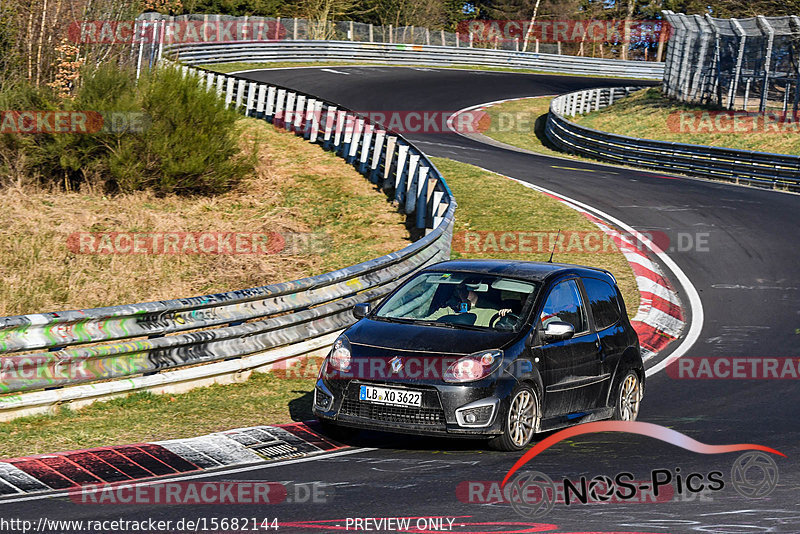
543 321 575 342
352 302 371 319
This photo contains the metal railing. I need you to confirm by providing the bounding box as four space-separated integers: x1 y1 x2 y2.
545 86 800 191
129 14 664 80
164 40 664 79
0 59 456 420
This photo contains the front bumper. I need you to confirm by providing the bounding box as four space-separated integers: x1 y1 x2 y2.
313 378 512 438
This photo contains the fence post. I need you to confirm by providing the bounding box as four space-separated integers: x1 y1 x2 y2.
293 18 298 40
441 29 446 46
756 16 775 113
729 18 747 110
347 118 364 163
456 32 460 47
369 24 374 43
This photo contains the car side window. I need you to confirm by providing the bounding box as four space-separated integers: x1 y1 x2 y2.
582 277 622 330
540 279 588 334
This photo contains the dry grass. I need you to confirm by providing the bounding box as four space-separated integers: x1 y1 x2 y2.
0 117 409 316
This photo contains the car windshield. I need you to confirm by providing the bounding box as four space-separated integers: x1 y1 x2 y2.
374 271 539 331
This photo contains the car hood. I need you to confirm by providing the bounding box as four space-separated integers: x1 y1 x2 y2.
345 317 517 355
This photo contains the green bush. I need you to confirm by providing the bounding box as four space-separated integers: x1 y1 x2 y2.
0 65 253 196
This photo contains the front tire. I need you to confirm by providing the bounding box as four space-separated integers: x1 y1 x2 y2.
489 384 540 451
612 370 643 421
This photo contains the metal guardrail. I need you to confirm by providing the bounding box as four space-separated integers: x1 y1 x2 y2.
545 87 800 191
0 59 456 420
165 40 665 80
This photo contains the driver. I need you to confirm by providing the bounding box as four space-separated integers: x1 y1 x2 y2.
428 281 512 326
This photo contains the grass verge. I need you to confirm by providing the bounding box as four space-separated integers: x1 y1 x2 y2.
0 159 639 458
0 117 409 316
571 87 800 154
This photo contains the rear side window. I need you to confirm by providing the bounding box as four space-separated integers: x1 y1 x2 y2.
582 277 621 330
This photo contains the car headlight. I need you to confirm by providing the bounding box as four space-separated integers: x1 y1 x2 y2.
444 350 503 383
321 334 352 379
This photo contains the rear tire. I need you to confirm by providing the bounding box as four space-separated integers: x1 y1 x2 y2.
489 384 540 451
612 369 643 421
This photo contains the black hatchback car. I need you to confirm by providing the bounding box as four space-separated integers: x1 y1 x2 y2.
313 260 644 450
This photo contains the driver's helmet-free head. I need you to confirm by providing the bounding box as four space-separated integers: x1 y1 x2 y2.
454 280 482 312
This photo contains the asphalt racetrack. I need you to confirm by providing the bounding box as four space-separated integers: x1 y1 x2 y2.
7 67 800 533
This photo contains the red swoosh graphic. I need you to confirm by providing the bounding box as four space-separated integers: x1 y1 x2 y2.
502 421 785 487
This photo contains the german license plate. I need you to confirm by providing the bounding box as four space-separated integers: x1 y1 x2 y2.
359 385 422 407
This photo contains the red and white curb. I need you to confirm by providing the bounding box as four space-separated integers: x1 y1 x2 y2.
0 422 344 496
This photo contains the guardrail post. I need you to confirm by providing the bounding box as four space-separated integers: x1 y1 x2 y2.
225 78 235 109
382 136 397 190
347 118 364 164
235 79 246 110
205 72 216 93
415 165 429 228
302 98 315 139
274 88 286 127
216 75 225 98
369 130 386 182
284 91 296 131
246 81 257 116
310 100 323 142
293 95 306 133
394 143 409 204
265 86 276 121
332 110 347 151
358 124 374 173
322 105 336 149
256 84 267 119
405 153 421 213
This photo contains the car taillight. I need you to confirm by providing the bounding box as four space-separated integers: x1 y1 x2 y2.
444 350 503 383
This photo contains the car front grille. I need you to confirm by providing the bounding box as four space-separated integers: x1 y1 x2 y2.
339 383 446 427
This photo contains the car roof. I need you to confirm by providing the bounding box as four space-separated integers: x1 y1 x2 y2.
421 259 616 284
